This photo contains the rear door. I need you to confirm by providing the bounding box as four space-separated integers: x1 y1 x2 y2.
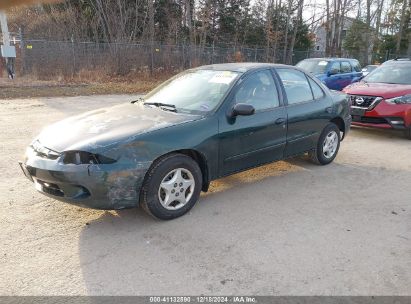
218 69 287 176
275 68 333 156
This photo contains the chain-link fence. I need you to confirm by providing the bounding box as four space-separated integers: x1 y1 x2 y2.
2 38 409 80
2 39 330 79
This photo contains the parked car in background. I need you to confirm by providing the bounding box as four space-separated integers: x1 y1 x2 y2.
351 65 380 83
296 58 362 91
344 58 411 139
19 63 351 220
361 64 379 76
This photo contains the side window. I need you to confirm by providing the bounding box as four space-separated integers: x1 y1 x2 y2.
234 70 279 111
308 77 325 99
341 61 352 73
352 61 361 72
329 62 341 74
276 68 313 104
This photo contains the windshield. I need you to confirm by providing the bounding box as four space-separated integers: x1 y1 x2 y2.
364 64 411 85
296 60 329 74
143 69 240 114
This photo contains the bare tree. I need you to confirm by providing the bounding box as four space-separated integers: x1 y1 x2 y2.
288 0 304 63
282 0 293 62
396 0 408 54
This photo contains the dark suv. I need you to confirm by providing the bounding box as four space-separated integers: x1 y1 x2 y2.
343 58 411 139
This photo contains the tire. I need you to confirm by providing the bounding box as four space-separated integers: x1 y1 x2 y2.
309 123 341 165
140 153 202 220
405 127 411 140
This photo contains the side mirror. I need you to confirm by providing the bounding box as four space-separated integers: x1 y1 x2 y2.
328 69 338 76
230 103 255 117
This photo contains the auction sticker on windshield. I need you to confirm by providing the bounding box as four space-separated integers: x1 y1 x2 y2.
208 71 237 84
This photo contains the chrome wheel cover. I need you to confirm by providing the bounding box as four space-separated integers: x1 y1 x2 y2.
322 130 338 159
158 168 195 210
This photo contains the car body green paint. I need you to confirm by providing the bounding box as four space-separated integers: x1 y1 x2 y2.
20 63 351 210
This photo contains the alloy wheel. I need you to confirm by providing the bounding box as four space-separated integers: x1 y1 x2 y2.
158 168 195 210
322 130 338 159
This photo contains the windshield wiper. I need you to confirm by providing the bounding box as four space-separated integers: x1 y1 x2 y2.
131 97 145 104
144 102 177 112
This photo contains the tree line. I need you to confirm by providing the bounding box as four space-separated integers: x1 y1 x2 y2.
6 0 411 65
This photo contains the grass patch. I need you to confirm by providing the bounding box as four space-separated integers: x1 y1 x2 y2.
0 73 172 99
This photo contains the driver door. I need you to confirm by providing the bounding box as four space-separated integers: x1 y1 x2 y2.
325 61 343 90
218 70 287 176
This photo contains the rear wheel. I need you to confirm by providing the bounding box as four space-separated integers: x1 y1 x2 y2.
310 123 341 165
140 154 202 220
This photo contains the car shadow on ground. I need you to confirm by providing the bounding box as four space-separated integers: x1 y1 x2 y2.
76 156 410 295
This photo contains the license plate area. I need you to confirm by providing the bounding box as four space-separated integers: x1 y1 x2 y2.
350 107 366 116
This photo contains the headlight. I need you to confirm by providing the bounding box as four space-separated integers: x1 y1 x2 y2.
61 151 117 165
386 94 411 104
30 140 60 160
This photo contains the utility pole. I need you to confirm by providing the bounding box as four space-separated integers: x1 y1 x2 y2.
0 11 16 79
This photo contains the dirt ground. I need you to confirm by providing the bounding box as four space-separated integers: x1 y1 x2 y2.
0 95 410 296
0 77 163 99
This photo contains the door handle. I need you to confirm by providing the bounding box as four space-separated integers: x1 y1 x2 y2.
275 118 286 125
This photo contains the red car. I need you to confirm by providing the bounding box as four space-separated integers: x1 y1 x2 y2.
343 58 411 139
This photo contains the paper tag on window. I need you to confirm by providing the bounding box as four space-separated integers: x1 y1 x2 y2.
318 61 328 66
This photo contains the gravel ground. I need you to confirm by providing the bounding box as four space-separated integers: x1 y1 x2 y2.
0 95 410 295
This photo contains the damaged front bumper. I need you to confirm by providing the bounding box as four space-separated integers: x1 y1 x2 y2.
19 149 152 210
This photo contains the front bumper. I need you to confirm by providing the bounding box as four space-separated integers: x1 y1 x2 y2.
19 150 152 210
351 100 411 130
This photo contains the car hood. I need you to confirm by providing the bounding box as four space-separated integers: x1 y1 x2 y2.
36 103 201 152
343 82 411 99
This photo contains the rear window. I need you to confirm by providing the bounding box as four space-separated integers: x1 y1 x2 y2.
351 60 361 72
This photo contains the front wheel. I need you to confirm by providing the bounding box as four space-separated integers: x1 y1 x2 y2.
309 123 341 165
140 153 202 220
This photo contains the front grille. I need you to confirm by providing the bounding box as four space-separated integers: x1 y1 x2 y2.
350 95 381 109
360 117 388 124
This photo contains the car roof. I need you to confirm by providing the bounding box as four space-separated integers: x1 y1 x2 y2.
196 62 289 73
300 57 358 62
383 58 411 65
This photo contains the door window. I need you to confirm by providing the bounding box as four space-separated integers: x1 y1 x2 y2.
329 62 341 74
277 68 314 104
308 77 325 99
341 62 352 73
351 61 361 72
234 70 279 110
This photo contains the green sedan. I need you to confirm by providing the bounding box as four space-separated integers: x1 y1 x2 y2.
20 63 351 220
